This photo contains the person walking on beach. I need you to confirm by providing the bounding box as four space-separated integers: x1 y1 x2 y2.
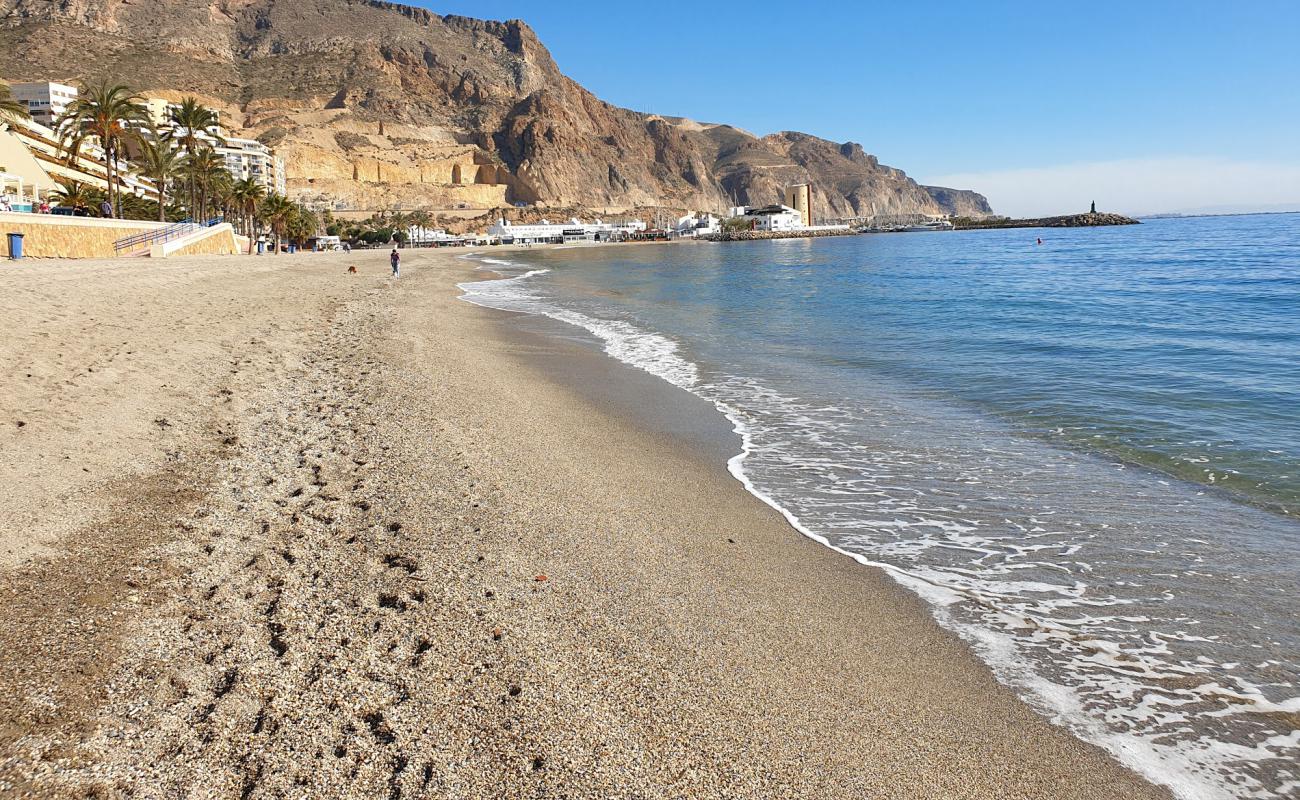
390 247 400 278
100 199 113 219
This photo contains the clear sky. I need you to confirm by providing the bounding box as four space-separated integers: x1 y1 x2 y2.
419 1 1300 216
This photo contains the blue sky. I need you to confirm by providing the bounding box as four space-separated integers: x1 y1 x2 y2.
420 1 1300 215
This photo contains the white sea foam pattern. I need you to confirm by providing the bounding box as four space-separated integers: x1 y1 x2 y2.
457 252 1299 800
457 257 699 388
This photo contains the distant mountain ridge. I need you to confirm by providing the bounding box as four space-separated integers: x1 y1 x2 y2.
0 0 992 218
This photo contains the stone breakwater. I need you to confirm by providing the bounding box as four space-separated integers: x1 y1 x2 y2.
953 212 1140 230
703 228 859 242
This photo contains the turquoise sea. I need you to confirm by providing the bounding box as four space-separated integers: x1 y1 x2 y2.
460 213 1300 799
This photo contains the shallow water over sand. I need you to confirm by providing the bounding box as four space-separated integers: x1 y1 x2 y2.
459 214 1300 799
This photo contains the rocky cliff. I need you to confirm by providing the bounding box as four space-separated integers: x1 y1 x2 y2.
0 0 992 218
922 185 995 218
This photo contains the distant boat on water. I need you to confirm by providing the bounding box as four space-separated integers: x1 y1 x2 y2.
897 220 954 232
860 220 954 233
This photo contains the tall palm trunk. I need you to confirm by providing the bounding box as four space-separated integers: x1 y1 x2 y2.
188 137 198 221
105 147 116 218
112 154 122 219
112 149 122 218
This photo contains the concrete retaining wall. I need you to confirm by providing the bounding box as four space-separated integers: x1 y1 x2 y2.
1 212 168 258
150 223 241 258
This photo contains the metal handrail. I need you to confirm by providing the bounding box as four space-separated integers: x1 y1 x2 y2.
112 218 197 253
111 215 226 254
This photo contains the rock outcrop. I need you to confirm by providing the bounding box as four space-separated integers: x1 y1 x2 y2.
923 185 995 217
0 0 992 217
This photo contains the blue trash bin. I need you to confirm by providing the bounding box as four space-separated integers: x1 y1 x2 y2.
6 232 23 260
288 243 297 254
256 240 265 254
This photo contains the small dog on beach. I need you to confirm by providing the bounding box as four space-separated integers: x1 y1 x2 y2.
347 265 357 274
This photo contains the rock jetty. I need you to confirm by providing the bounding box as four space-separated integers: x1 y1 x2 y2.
952 212 1139 230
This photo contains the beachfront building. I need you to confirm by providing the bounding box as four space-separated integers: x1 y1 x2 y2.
217 136 287 196
143 98 219 131
486 217 647 244
407 225 459 245
671 212 720 238
742 204 805 231
0 171 40 211
141 97 286 195
0 115 160 208
8 82 78 128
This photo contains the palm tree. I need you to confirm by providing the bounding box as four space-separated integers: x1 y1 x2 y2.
258 193 295 253
207 169 233 223
229 177 265 240
0 83 31 123
50 178 102 215
119 191 158 221
166 97 223 215
55 80 148 218
181 147 230 222
286 204 319 247
135 129 185 222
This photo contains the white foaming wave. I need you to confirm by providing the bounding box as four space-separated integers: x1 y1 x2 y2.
456 259 1297 799
703 374 1298 800
457 260 699 390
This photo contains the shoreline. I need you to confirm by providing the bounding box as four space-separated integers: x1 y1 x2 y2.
455 249 1268 800
1 251 1170 797
454 254 1179 797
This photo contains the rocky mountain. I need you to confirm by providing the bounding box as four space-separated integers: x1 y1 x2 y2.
920 185 995 218
0 0 992 219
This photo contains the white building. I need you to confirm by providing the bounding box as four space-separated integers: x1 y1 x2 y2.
486 217 646 244
8 82 78 128
217 136 287 196
672 213 720 238
0 115 159 205
407 225 458 245
142 97 285 196
143 98 221 132
742 204 805 231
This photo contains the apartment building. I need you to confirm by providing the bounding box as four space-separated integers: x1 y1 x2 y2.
9 82 78 127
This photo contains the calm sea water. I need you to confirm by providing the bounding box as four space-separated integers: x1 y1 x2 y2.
459 214 1300 800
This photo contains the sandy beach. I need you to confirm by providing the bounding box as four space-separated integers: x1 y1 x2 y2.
0 250 1171 798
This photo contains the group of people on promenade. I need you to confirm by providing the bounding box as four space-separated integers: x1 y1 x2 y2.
0 196 53 214
0 196 105 216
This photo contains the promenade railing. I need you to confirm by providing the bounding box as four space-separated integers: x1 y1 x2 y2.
112 216 224 255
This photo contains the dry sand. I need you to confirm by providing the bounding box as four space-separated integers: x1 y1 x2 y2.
0 250 1171 798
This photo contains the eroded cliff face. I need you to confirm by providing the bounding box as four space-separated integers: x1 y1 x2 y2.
922 185 995 217
0 0 991 217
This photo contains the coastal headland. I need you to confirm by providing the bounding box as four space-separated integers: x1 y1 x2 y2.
0 250 1171 798
952 211 1140 229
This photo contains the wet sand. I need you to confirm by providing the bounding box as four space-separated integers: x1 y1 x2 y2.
0 250 1171 798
